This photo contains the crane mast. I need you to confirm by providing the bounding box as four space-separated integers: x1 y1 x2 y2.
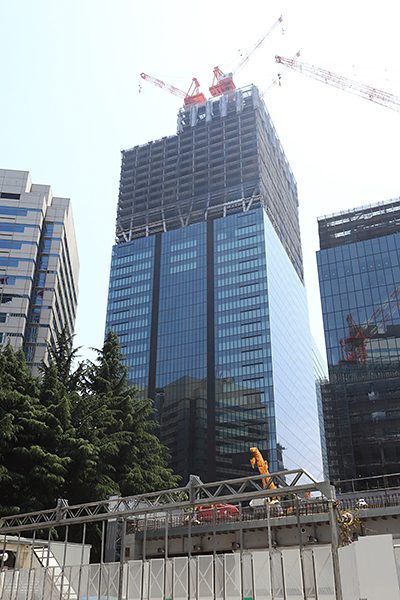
275 55 400 113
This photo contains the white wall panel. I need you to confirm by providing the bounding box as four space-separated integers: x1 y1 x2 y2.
301 549 316 599
198 555 214 600
271 552 284 600
127 560 143 600
313 546 335 600
355 535 400 600
174 557 188 600
149 558 164 600
215 555 224 600
165 558 173 600
242 553 253 600
189 557 197 600
281 549 303 600
252 551 271 600
225 554 240 600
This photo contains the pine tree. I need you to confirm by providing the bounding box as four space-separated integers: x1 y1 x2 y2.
0 327 180 518
85 330 180 497
0 344 66 515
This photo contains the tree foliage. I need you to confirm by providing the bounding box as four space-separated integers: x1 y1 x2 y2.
0 328 179 517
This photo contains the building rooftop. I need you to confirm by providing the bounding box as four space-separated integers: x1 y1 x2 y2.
318 197 400 250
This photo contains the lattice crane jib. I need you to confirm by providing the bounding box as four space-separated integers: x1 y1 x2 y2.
275 55 400 113
140 73 206 106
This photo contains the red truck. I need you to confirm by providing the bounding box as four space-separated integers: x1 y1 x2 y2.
195 504 239 522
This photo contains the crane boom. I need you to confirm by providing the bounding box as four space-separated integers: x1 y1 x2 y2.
209 16 283 98
234 16 283 77
249 447 277 492
261 50 300 97
275 55 400 113
140 73 206 106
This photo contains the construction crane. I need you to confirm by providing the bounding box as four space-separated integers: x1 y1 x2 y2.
249 447 277 501
339 286 400 364
209 16 283 98
275 55 400 113
261 50 300 98
140 73 206 106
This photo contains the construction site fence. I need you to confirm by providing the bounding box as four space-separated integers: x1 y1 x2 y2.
0 547 338 600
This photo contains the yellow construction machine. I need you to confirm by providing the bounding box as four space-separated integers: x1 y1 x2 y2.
249 447 278 505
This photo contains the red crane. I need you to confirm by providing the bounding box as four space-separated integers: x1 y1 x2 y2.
275 55 400 113
339 287 400 364
209 16 283 98
140 73 206 106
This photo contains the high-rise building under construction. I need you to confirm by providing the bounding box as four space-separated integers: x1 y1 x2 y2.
317 199 400 486
105 85 323 482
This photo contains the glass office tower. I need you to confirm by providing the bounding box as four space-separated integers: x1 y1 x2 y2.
106 85 323 482
317 199 400 485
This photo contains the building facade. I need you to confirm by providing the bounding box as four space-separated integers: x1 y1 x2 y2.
317 199 400 485
0 169 79 374
106 86 323 482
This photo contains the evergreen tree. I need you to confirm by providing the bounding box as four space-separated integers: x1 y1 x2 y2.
85 330 180 497
0 344 66 515
0 327 179 518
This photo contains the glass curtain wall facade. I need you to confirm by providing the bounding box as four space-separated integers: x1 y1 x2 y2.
106 86 323 482
0 169 79 375
317 199 400 485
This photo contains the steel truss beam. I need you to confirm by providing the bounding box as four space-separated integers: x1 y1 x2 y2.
0 470 334 534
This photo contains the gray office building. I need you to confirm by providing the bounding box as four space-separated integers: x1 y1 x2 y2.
0 169 79 374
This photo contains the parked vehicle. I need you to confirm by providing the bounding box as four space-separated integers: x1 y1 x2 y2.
195 504 239 522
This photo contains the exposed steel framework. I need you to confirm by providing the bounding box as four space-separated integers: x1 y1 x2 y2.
276 55 400 113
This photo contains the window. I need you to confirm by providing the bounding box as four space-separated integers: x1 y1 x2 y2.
0 193 20 200
26 327 38 343
43 223 54 236
24 346 35 362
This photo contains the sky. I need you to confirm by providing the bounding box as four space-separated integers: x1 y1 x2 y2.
1 0 400 365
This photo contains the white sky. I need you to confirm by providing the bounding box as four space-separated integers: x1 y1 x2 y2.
1 0 400 364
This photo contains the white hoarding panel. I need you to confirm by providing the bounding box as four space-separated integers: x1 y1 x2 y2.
271 552 284 600
302 549 316 599
252 551 271 600
174 557 188 600
165 559 173 600
314 546 335 600
225 554 240 600
242 553 253 600
127 560 143 600
149 558 164 600
215 555 224 600
198 555 214 600
281 548 303 600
